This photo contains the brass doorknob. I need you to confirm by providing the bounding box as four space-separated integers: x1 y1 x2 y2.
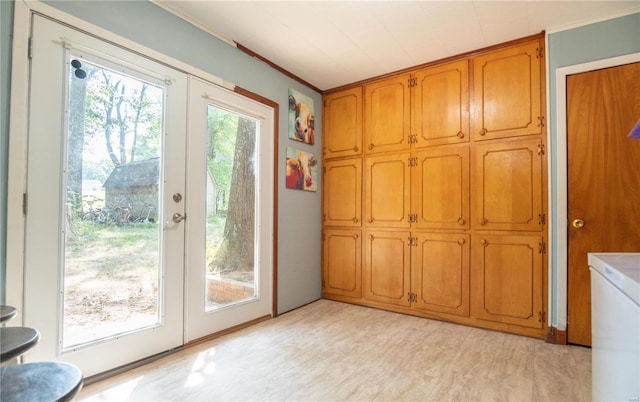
572 219 585 229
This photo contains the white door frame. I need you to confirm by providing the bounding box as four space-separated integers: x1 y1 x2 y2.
552 52 640 331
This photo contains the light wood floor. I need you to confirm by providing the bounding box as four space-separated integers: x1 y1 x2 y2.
79 299 591 401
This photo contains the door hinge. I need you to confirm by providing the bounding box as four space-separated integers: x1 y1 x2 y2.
408 77 417 88
407 236 418 247
538 311 546 322
408 213 418 223
22 193 28 214
539 241 546 254
537 142 545 156
28 37 33 59
536 47 544 59
407 292 417 303
408 156 418 167
407 134 418 145
537 116 545 128
538 213 546 225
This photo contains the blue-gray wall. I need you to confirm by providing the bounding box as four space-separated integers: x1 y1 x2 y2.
0 0 15 305
1 0 322 313
547 12 640 327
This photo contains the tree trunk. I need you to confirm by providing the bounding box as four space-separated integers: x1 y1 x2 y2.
213 117 255 273
67 67 87 219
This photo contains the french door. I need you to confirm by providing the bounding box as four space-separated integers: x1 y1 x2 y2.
185 77 273 341
24 15 273 377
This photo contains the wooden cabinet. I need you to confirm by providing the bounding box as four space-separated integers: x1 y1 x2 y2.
471 234 544 329
322 229 362 299
323 158 361 227
364 153 411 228
363 230 411 307
413 60 470 147
413 145 469 230
411 232 470 316
471 41 543 141
323 87 362 159
472 137 544 231
364 74 411 154
322 36 547 338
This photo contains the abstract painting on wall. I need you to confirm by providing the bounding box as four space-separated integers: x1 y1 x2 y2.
288 89 315 145
285 147 317 192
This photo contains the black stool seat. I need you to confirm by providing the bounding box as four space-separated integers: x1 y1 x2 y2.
0 305 17 323
0 327 40 362
0 361 83 402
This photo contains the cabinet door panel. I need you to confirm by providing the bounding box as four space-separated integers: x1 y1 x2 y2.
473 138 543 231
413 60 469 147
471 234 543 328
365 153 411 228
414 145 469 229
364 75 411 154
472 41 542 140
364 230 411 306
322 229 362 298
323 87 362 159
412 233 470 316
323 158 361 227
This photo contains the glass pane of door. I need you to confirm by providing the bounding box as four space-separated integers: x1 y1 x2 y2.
63 57 164 348
205 106 257 310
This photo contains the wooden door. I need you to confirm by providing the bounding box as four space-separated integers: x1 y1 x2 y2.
471 234 544 329
364 74 411 154
412 232 470 316
471 40 543 141
363 230 411 306
413 60 469 147
322 229 362 299
567 62 640 346
323 87 362 159
413 145 469 230
323 158 361 227
472 137 544 231
364 153 411 228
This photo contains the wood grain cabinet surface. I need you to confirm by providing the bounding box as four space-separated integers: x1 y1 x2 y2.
321 36 547 339
323 87 363 159
471 41 544 141
322 229 362 299
323 158 361 227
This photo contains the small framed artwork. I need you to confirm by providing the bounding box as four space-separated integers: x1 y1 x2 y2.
288 88 315 145
286 147 318 192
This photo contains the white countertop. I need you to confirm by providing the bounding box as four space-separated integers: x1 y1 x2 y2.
589 253 640 305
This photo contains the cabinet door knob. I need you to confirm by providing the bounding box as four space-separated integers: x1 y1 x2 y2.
458 218 465 225
457 131 465 139
480 128 487 136
572 219 585 229
353 217 359 223
368 144 374 150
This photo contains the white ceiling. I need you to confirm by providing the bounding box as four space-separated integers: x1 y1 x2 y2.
154 1 640 91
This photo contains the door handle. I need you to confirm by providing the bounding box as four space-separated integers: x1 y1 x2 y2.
172 212 186 223
572 219 585 229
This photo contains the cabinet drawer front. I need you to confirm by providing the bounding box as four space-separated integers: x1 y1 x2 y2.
472 138 543 231
472 41 543 141
413 60 470 147
323 87 363 158
363 230 411 306
365 75 412 154
364 153 411 228
413 145 470 229
322 229 362 298
471 234 544 328
323 159 362 227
